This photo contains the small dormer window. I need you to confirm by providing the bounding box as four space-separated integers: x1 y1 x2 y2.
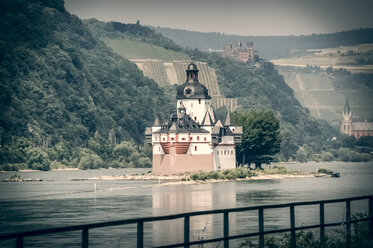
185 88 192 95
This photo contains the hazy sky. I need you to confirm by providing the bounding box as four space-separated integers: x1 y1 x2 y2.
65 0 373 36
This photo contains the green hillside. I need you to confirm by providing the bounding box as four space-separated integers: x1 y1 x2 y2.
85 19 238 111
278 66 373 126
152 26 373 59
1 0 366 169
0 0 173 169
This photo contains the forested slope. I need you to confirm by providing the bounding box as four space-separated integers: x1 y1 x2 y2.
152 26 373 59
0 0 173 169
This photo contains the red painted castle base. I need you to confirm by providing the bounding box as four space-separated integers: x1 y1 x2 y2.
152 146 213 175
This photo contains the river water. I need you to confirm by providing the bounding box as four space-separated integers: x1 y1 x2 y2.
0 162 372 247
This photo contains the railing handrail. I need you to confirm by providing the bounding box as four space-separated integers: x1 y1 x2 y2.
1 194 372 248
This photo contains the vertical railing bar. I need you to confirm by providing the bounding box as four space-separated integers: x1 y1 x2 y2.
184 216 190 248
224 212 229 248
319 203 325 248
259 208 264 248
137 221 144 248
346 200 351 248
82 228 88 248
290 205 296 248
16 236 23 248
369 197 373 241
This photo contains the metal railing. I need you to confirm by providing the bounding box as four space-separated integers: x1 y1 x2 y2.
1 195 372 248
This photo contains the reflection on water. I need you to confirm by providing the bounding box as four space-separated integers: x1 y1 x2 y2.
0 162 372 247
152 183 236 246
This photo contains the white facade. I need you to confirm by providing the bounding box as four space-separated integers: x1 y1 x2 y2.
177 99 211 124
145 63 242 175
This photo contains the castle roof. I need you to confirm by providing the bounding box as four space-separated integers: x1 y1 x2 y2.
176 63 211 100
201 111 214 126
154 112 208 134
344 97 351 115
224 110 235 126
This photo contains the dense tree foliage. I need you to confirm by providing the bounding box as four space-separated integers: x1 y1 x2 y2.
0 0 173 169
234 111 281 168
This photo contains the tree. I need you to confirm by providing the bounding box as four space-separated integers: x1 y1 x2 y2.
234 111 281 169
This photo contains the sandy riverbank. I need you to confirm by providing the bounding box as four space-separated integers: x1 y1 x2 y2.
72 173 329 182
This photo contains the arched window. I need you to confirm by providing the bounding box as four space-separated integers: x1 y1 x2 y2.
195 146 197 151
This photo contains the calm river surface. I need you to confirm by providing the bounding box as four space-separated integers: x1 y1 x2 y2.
0 162 372 247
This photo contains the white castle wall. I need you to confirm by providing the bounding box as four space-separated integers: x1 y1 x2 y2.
177 99 211 124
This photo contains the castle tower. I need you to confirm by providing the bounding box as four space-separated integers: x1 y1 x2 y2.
176 63 212 124
341 98 352 135
146 63 242 175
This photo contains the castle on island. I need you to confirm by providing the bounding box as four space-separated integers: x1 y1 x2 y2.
341 98 373 138
146 63 242 175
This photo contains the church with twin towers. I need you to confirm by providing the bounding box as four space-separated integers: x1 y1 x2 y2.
146 63 242 175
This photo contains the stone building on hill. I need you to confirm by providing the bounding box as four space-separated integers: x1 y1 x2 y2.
341 98 373 138
223 41 254 62
145 63 242 175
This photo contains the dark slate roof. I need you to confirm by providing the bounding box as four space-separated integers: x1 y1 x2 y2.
176 63 211 100
344 97 351 114
224 110 235 126
154 112 209 134
201 111 214 126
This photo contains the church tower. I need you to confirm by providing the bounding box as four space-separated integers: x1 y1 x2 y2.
176 63 212 124
341 98 352 135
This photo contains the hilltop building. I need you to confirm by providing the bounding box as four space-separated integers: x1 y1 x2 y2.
145 63 242 175
341 98 373 138
223 42 254 62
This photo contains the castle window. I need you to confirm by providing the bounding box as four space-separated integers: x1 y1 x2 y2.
182 137 186 141
199 99 201 104
204 137 207 141
231 150 233 155
163 138 165 141
197 136 200 141
217 151 219 155
344 125 346 130
224 151 226 155
171 137 174 141
195 146 197 151
190 137 193 141
185 89 192 95
194 117 197 121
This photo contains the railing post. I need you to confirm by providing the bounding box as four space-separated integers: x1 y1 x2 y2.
259 208 264 248
82 228 88 248
224 212 229 248
369 197 373 241
346 200 351 248
16 236 23 248
137 221 144 248
290 205 296 248
184 216 190 248
319 203 325 248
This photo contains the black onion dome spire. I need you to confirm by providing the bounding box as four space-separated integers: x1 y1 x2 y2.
176 63 211 100
343 97 351 115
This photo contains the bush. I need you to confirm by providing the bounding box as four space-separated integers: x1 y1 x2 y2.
78 153 103 169
317 168 333 175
